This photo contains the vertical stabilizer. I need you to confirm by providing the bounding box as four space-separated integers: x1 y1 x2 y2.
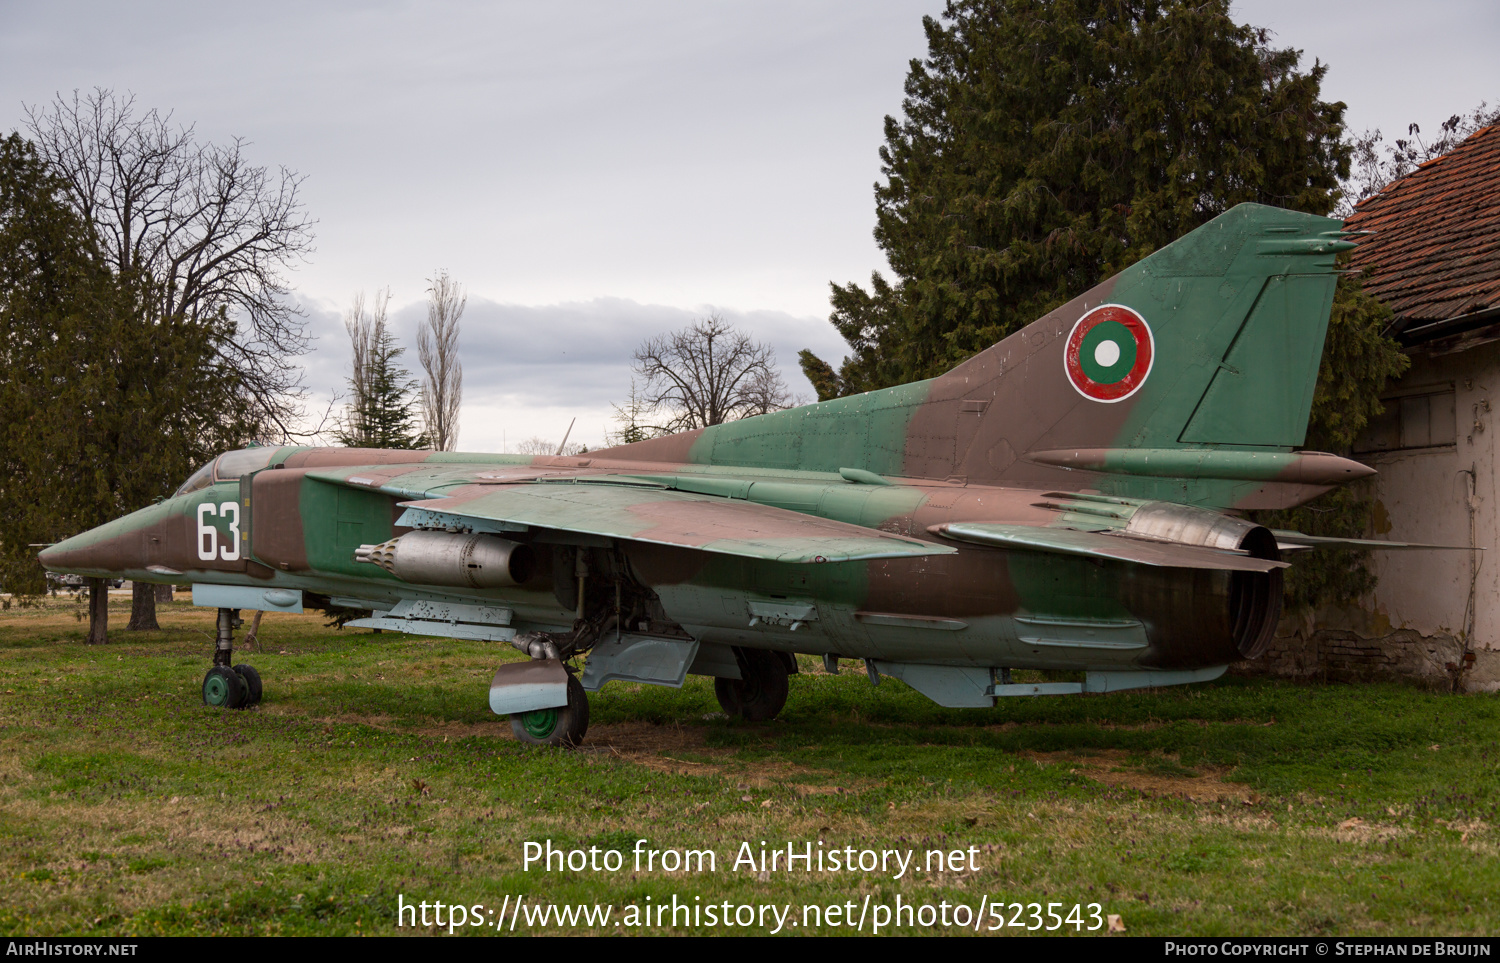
900 203 1351 504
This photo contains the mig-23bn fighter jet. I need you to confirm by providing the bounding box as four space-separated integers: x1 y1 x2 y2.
40 204 1455 747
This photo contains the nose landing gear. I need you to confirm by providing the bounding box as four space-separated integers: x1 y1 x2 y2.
201 607 263 709
202 665 248 708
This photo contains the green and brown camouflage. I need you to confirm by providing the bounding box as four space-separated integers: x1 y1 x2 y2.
40 204 1418 744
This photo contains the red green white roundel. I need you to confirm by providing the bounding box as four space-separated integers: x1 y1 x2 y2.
1063 304 1154 403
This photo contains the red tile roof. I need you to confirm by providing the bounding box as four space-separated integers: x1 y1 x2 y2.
1345 124 1500 330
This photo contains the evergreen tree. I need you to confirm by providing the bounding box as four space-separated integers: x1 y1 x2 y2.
805 0 1355 395
0 134 254 637
338 292 426 449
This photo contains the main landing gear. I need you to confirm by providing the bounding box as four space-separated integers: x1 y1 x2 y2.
498 633 590 748
510 674 590 748
201 607 263 709
714 648 790 722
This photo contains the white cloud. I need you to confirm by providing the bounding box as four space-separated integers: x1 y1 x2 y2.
293 292 848 452
5 0 1496 457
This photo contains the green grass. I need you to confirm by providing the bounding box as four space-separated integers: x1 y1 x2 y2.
0 593 1495 936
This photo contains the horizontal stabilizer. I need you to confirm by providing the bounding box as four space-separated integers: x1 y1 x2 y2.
1272 530 1479 551
399 483 954 564
930 522 1287 572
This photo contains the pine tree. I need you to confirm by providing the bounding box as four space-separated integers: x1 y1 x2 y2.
338 291 426 450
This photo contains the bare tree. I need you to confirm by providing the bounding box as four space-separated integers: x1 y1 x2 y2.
24 88 315 434
631 312 794 433
418 270 465 451
514 435 587 456
741 365 796 417
608 378 665 445
341 291 379 442
1338 101 1500 217
336 290 422 449
23 89 312 634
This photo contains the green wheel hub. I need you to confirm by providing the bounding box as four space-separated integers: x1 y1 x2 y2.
508 674 588 747
202 666 247 709
203 672 234 707
519 707 559 739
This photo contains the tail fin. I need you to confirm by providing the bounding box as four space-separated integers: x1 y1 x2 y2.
665 203 1353 507
917 203 1354 503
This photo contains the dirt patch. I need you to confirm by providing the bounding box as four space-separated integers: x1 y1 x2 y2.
1020 748 1256 803
578 722 874 794
394 717 509 741
262 705 873 792
582 721 714 757
1319 816 1411 843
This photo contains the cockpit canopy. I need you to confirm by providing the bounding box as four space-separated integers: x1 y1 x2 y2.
174 447 286 496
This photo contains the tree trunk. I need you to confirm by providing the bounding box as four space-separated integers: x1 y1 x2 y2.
155 583 173 603
86 577 109 644
128 581 159 631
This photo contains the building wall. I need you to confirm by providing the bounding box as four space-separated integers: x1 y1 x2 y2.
1257 340 1499 691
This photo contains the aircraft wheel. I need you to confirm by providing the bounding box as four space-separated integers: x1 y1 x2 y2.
510 674 589 748
233 664 263 707
202 666 248 709
715 649 788 722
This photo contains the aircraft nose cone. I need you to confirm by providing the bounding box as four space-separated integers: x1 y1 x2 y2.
37 529 113 575
35 505 164 579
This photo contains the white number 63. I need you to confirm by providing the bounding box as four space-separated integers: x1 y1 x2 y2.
196 502 241 562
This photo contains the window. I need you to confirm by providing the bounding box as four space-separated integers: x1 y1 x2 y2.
174 461 216 496
1354 386 1457 453
213 446 282 482
173 446 284 497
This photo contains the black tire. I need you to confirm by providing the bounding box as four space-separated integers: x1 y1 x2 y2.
510 674 589 748
233 664 263 706
714 648 789 722
202 666 247 709
713 676 742 717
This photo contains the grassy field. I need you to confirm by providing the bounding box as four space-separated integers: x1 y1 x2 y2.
0 593 1495 936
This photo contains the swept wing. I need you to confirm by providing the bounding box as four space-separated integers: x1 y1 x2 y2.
304 467 954 564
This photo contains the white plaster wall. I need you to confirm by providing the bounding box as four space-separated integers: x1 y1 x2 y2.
1348 342 1500 689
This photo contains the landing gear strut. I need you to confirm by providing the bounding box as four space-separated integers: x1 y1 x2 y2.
202 607 263 709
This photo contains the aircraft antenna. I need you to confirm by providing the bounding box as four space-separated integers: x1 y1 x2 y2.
555 418 576 456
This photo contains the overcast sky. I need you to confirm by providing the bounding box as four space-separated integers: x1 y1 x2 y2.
2 1 1496 453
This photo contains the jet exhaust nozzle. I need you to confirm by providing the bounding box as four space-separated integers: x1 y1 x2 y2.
1122 501 1282 660
354 531 535 588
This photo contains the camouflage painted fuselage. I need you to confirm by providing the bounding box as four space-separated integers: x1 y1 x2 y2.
41 203 1372 683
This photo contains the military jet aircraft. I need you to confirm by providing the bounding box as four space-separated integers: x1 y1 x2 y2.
39 203 1455 747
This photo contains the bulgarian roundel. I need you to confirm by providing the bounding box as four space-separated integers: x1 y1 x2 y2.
1063 304 1154 403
